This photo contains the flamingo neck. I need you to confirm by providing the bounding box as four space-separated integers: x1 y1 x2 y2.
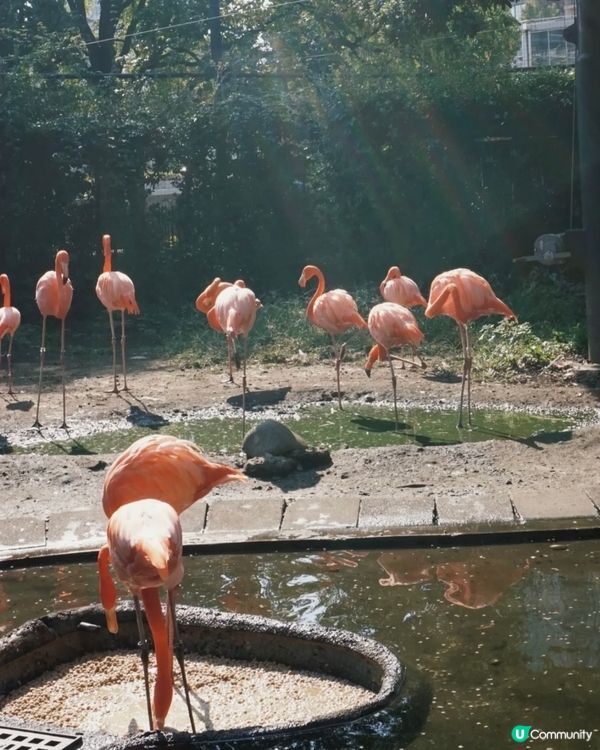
55 255 63 283
306 267 325 319
103 248 112 273
141 587 173 730
1 280 11 308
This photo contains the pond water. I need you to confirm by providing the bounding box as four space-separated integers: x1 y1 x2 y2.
14 404 575 455
1 540 598 748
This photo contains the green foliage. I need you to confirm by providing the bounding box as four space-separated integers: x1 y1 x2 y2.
476 318 570 377
504 268 585 347
0 0 582 356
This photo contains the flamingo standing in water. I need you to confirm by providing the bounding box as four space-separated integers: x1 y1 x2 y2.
213 280 260 434
298 265 368 409
96 234 140 393
98 498 190 731
425 268 516 427
366 302 424 428
0 274 21 395
100 435 245 730
34 249 73 428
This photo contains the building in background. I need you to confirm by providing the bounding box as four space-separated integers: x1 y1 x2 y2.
511 1 576 67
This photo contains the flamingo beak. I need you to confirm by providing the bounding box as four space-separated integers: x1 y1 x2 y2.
61 262 69 285
298 273 306 288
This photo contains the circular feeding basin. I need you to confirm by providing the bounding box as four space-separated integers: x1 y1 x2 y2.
0 604 403 748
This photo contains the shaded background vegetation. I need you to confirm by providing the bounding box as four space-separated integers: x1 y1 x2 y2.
0 1 585 368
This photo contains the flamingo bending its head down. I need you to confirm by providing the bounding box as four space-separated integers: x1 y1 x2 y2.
298 264 368 409
97 498 189 731
366 302 424 427
34 249 74 428
425 268 516 427
100 435 245 730
0 274 21 395
96 234 140 393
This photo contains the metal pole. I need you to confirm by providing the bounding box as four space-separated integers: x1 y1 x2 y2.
576 0 600 361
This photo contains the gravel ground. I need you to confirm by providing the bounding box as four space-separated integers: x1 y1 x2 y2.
1 357 600 517
0 650 373 735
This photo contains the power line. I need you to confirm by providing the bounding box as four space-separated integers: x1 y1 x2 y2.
83 0 312 48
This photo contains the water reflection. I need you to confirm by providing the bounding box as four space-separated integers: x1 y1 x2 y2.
0 542 598 749
436 553 529 609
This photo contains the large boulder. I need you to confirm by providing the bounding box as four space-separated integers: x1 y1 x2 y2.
242 419 308 458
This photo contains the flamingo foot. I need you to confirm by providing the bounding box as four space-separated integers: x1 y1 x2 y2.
60 421 68 430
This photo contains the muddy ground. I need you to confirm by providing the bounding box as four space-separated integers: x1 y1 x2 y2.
1 356 600 519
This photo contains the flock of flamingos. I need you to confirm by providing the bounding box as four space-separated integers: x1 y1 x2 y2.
0 233 518 732
0 233 515 434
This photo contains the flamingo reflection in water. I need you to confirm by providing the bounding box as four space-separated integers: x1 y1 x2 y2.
376 550 529 609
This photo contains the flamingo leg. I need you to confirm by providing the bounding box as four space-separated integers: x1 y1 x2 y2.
410 346 427 370
33 316 47 427
330 334 343 410
121 310 129 392
108 309 118 393
0 339 3 389
167 589 196 733
464 325 473 427
60 317 68 429
242 335 248 437
388 353 399 430
457 323 468 429
7 334 15 396
133 594 154 731
226 334 234 383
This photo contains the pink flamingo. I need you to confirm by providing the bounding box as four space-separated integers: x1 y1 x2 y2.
102 433 245 519
213 280 260 433
425 268 516 427
99 434 244 728
195 277 232 333
366 302 424 427
379 266 427 370
96 234 140 393
298 264 368 409
0 274 21 395
98 498 195 731
379 266 427 308
34 249 73 428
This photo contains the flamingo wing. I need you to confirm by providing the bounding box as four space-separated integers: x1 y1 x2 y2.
313 289 367 334
102 434 245 517
96 271 140 314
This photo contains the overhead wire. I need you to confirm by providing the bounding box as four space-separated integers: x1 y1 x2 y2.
82 0 312 48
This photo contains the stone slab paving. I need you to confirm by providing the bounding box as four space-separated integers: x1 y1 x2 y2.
282 497 360 530
180 501 208 533
46 508 106 547
0 517 46 552
206 497 284 533
510 486 598 520
359 494 433 528
435 492 515 525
